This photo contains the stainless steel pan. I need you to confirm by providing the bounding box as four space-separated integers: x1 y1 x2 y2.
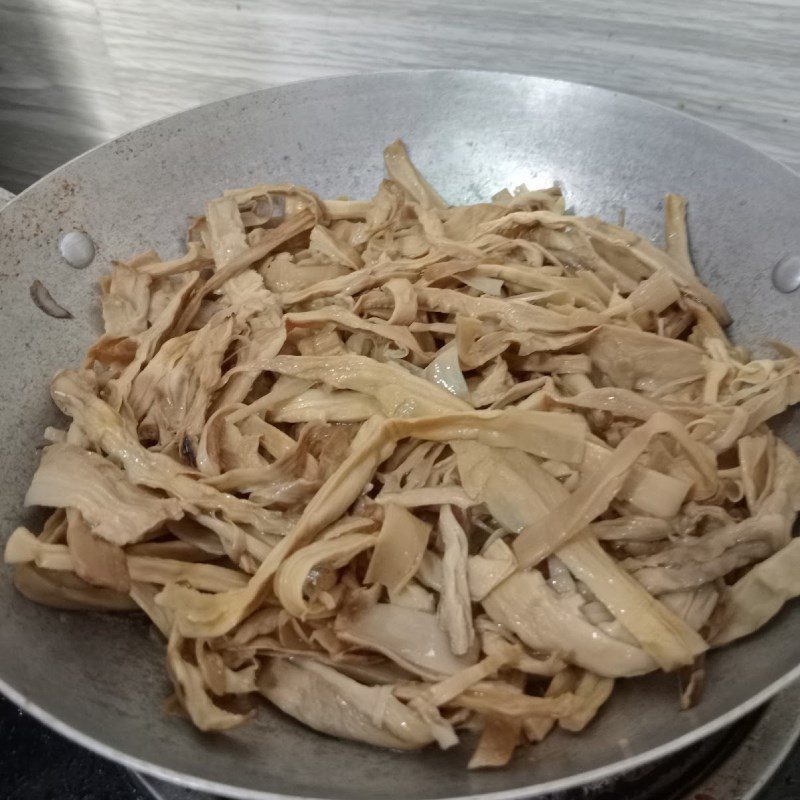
2 70 800 800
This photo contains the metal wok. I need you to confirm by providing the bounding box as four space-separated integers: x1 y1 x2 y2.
2 70 800 800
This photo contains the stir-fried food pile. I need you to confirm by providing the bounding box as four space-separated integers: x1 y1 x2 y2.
7 141 800 767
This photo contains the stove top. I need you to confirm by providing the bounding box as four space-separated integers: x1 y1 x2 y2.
3 684 799 800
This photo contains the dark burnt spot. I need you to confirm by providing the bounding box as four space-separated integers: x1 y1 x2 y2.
180 434 198 467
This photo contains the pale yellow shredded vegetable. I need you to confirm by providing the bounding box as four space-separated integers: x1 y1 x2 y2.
6 140 800 767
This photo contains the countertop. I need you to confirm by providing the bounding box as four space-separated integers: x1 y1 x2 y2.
2 0 800 192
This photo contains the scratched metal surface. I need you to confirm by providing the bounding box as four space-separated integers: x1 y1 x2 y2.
2 72 800 799
2 687 798 799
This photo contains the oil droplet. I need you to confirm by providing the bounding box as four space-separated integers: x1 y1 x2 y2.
58 230 95 269
771 254 800 293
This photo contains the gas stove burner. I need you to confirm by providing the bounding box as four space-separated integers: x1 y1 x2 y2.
134 680 800 800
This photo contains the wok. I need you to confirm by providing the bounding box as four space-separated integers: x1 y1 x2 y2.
1 70 800 800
